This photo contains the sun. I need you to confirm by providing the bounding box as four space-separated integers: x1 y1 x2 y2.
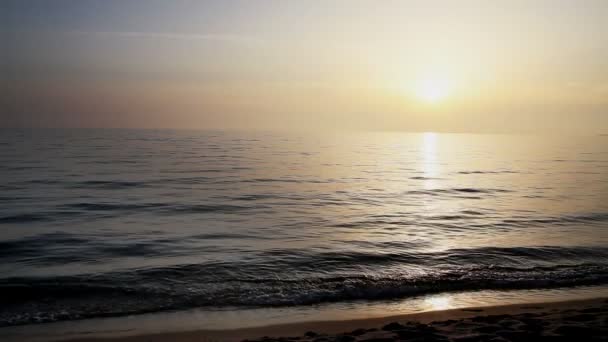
415 77 451 103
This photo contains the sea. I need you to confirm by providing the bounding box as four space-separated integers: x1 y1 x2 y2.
1 129 607 333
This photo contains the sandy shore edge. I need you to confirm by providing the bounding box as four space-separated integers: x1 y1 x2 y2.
65 297 607 342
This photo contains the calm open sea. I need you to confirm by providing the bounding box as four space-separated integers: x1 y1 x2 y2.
1 129 607 327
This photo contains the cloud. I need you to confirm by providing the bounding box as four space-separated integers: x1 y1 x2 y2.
63 30 262 45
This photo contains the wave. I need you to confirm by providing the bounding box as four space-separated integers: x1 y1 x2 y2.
0 202 266 224
332 211 608 230
0 213 48 223
457 170 518 175
405 188 512 197
70 180 146 189
0 232 263 264
1 246 607 326
28 176 345 191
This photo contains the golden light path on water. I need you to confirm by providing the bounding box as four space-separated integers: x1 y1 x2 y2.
421 132 439 189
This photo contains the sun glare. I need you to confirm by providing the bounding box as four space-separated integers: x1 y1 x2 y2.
415 77 451 103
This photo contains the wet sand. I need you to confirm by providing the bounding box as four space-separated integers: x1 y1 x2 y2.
67 298 607 342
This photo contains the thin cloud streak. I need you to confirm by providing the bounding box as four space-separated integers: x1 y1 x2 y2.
64 30 263 45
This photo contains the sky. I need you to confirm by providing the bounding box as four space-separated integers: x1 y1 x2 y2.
2 0 608 134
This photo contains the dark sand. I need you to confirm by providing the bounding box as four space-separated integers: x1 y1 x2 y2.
68 298 607 342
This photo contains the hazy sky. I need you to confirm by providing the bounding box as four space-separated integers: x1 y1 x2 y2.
2 0 608 133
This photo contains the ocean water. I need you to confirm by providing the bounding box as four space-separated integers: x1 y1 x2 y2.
1 129 607 327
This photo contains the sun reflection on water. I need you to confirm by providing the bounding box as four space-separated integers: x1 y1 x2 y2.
424 295 453 311
421 132 439 189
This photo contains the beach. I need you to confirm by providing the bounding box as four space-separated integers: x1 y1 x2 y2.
60 298 607 342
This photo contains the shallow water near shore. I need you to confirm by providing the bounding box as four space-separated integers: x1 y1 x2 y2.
2 285 607 342
1 129 607 327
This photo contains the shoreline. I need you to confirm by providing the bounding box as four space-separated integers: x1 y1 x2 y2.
63 297 607 342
